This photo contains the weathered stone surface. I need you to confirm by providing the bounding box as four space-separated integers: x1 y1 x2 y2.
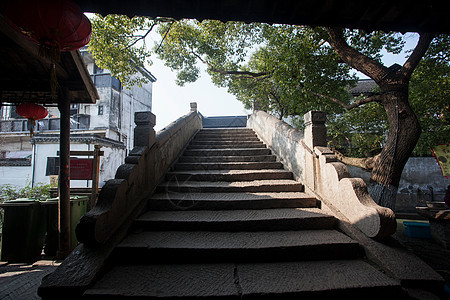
149 192 318 210
238 260 401 297
184 148 270 157
134 111 156 126
175 161 284 171
247 110 305 180
136 208 336 231
249 110 396 238
114 230 362 263
157 179 304 193
85 264 238 299
167 169 292 182
188 141 265 149
178 154 277 163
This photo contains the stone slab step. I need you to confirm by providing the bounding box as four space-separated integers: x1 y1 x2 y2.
84 260 401 299
134 208 336 231
187 141 265 149
174 161 284 171
156 180 304 193
191 140 263 146
184 148 271 157
193 136 261 142
113 230 363 264
195 132 257 138
199 128 254 133
178 155 277 163
148 192 318 210
166 169 292 182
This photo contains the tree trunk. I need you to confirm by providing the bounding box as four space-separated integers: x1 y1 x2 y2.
325 28 434 210
370 83 421 209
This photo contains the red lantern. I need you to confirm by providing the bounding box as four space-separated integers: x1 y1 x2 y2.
16 103 49 137
4 0 92 52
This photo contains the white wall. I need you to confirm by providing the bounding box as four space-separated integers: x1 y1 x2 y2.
0 165 32 187
32 142 126 188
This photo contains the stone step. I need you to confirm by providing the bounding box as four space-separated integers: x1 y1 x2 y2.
194 133 258 140
178 155 277 163
187 141 265 149
166 169 292 182
199 128 254 134
174 161 284 171
156 180 304 193
113 230 363 264
84 260 401 299
134 208 336 231
193 136 261 142
184 148 271 157
148 192 318 210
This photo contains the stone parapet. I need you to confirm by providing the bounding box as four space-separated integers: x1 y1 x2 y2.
76 105 202 246
248 110 396 238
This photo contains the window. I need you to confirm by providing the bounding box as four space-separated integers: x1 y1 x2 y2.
98 105 103 115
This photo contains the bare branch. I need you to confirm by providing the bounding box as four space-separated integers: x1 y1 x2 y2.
311 91 382 110
400 32 435 79
124 22 157 50
155 22 175 53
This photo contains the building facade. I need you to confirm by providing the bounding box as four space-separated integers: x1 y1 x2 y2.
0 49 156 188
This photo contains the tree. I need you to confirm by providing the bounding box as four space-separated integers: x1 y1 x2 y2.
87 14 172 88
409 35 450 156
88 16 441 210
156 20 438 209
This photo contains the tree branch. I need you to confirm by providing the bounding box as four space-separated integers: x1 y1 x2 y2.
310 91 382 110
333 148 381 171
325 27 389 83
269 92 284 119
155 22 175 53
124 23 157 50
400 32 435 79
190 50 271 78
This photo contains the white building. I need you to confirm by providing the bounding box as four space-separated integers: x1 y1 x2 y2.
0 49 156 188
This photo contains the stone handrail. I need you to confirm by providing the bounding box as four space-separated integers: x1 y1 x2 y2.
248 110 396 238
76 109 202 245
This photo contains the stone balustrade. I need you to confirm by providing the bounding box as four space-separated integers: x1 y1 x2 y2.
76 105 202 245
248 110 396 238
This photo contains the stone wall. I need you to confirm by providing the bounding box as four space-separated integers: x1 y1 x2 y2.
348 157 449 213
248 110 305 181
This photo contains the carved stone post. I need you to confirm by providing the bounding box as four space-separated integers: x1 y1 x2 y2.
303 111 327 192
134 111 156 148
190 102 197 112
303 111 327 149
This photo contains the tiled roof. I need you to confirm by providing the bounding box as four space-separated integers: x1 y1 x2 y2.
350 79 378 97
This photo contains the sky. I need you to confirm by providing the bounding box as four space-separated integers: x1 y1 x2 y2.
144 30 419 132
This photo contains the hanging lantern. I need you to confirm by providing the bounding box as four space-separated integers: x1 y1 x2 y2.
16 103 49 137
4 0 92 52
4 0 92 95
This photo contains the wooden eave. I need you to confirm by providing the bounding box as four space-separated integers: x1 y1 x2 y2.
75 0 450 34
0 15 99 105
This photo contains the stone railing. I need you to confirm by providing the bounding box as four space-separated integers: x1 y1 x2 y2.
76 104 202 245
248 110 396 238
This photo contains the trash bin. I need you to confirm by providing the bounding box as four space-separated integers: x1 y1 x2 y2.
0 198 47 262
43 196 88 256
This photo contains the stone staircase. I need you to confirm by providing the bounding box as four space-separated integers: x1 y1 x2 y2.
83 128 402 298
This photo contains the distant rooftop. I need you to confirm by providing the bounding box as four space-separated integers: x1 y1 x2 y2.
350 79 378 97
